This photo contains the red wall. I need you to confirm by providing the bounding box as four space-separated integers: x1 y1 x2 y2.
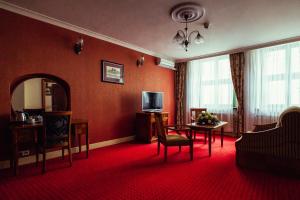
0 9 175 160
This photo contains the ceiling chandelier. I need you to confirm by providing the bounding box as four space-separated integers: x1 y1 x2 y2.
171 3 208 52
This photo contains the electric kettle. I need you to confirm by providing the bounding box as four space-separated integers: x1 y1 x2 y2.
15 111 29 122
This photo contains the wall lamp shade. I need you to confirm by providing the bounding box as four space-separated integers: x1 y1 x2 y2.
74 37 84 54
137 55 145 67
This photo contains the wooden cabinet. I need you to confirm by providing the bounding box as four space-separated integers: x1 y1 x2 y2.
135 112 168 143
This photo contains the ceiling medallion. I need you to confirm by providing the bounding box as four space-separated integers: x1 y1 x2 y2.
171 3 208 52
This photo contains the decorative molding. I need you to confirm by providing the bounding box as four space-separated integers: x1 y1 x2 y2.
0 135 135 170
176 36 300 63
0 0 174 62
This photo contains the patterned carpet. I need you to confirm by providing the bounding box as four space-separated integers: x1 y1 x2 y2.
0 136 300 200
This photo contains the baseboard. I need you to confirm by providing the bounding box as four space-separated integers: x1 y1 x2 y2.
0 135 135 170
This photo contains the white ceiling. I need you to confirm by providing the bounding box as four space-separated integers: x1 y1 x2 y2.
2 0 300 61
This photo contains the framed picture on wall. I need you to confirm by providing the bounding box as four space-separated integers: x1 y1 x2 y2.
101 60 124 84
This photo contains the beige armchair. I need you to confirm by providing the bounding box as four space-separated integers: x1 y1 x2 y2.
235 106 300 175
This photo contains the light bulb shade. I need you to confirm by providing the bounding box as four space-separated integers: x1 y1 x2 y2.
79 38 84 46
74 37 84 55
173 32 184 43
137 55 145 67
194 33 204 44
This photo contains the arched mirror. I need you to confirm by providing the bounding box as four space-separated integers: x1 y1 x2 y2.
10 74 71 121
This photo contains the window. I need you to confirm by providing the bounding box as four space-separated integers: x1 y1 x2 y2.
245 41 300 129
248 42 300 113
186 55 234 114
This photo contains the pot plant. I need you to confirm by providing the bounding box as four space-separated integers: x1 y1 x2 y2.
196 111 219 125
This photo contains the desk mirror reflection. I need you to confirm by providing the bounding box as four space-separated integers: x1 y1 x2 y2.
11 78 68 122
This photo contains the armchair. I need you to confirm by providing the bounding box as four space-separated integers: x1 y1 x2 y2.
235 107 300 175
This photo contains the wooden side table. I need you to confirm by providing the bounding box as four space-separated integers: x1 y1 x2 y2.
10 123 42 175
186 121 228 156
71 119 89 158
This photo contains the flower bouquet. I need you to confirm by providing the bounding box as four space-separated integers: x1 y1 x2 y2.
196 111 219 125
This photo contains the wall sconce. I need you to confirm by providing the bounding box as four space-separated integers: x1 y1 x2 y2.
74 37 84 55
136 55 145 67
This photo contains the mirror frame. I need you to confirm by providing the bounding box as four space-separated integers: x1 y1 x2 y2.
10 73 71 119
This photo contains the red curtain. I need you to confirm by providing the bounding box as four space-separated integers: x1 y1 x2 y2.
230 52 245 136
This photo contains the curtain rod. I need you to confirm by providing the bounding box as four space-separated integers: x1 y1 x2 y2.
176 36 300 63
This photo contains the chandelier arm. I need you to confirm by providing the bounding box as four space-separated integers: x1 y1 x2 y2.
187 30 200 42
177 30 186 38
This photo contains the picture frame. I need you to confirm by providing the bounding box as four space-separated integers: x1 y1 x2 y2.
101 60 124 84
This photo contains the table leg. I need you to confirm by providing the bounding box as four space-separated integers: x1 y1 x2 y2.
34 129 39 167
221 127 224 147
208 130 212 156
10 157 13 170
14 135 18 176
86 124 89 158
11 130 19 175
77 133 82 153
10 137 14 170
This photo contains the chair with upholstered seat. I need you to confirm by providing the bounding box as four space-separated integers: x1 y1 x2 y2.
40 111 72 173
190 108 216 142
155 113 193 161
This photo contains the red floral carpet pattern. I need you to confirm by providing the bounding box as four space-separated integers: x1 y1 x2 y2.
1 136 300 200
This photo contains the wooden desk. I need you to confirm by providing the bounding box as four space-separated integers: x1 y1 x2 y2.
10 119 89 175
186 121 228 156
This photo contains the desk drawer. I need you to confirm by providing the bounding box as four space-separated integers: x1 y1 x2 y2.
16 130 36 143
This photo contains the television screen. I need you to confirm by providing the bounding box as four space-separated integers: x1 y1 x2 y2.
142 91 163 112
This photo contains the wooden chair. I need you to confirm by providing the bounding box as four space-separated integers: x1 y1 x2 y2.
40 111 72 173
190 108 216 142
190 108 207 123
154 113 193 161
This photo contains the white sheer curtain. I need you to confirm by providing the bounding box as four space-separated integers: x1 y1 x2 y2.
245 41 300 130
186 55 234 131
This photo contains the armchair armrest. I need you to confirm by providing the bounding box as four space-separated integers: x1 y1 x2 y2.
165 125 192 138
252 122 277 132
166 124 190 129
236 127 281 150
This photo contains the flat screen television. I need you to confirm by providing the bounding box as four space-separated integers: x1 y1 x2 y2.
142 91 163 112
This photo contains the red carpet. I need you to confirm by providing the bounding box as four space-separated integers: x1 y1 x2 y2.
1 136 300 200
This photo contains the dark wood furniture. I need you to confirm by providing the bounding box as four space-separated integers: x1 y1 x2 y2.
155 113 193 161
186 121 228 156
190 108 207 122
190 108 208 141
10 118 89 175
135 112 168 143
23 108 45 116
71 119 89 158
41 111 72 173
42 79 68 111
235 107 300 175
10 122 41 175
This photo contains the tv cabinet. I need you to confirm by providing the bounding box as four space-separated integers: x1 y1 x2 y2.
135 112 168 143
